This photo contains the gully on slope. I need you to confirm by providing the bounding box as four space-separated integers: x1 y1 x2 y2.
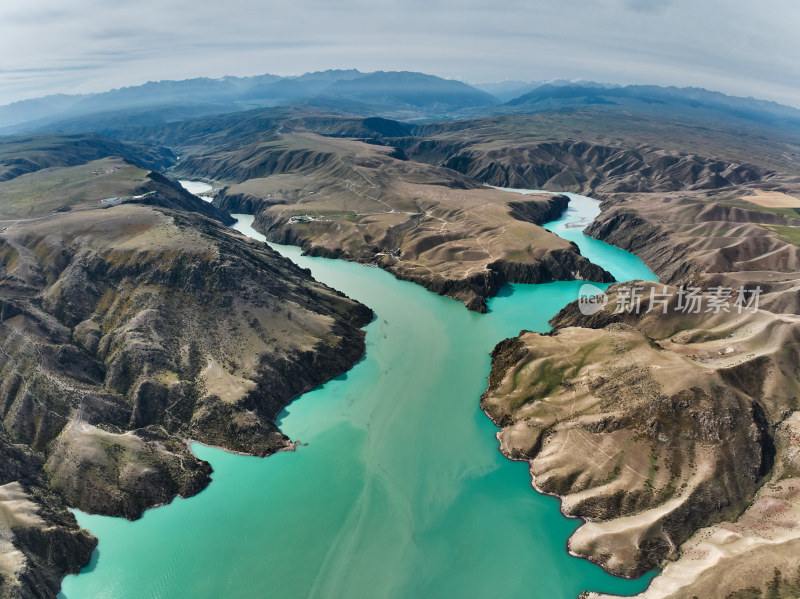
59 189 657 599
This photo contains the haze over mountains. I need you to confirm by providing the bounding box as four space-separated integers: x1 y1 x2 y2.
0 70 493 134
4 58 800 598
3 69 800 137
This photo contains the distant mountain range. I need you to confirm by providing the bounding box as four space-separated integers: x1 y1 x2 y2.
0 70 498 134
500 83 800 131
2 69 800 135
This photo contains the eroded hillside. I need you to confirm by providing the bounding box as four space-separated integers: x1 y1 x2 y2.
115 108 800 313
171 123 615 311
0 140 372 598
484 179 800 597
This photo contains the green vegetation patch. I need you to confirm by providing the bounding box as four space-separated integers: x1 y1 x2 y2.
0 158 148 219
720 199 800 221
511 359 565 409
764 224 800 246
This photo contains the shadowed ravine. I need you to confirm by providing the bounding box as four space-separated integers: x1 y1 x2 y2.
59 191 658 599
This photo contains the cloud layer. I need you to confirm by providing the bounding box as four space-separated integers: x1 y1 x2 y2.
1 0 798 107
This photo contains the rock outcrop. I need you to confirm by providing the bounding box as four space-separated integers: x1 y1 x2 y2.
250 183 612 312
0 437 96 599
0 204 371 597
483 178 800 596
168 129 615 311
124 170 235 225
482 284 792 579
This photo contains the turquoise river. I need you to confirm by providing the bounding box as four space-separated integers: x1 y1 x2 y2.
60 191 657 599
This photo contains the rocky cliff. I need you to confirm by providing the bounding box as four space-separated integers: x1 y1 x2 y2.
168 128 616 312
0 204 371 597
125 170 235 225
482 284 791 579
251 186 612 312
483 179 800 597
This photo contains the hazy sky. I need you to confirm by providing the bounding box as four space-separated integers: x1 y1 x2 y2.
1 0 799 107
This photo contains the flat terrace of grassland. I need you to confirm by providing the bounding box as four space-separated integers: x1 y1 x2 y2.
0 157 149 220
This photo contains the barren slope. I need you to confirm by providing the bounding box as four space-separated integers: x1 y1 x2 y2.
483 284 793 579
485 181 800 597
0 202 371 598
184 130 613 311
583 183 800 313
